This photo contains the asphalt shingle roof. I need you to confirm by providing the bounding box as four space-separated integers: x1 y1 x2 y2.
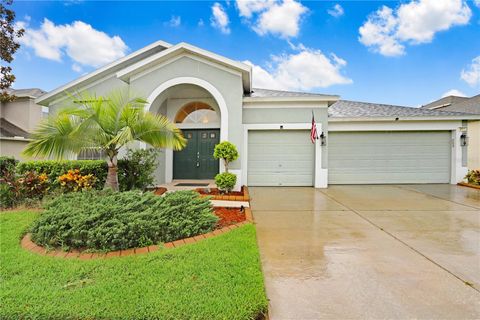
329 100 473 118
246 88 336 98
422 94 480 115
6 88 46 98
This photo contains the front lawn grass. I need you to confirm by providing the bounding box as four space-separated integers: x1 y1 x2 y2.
0 211 267 320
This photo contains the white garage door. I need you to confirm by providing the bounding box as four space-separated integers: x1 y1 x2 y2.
248 130 314 186
328 131 451 184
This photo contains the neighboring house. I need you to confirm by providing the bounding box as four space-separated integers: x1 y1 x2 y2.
0 88 46 160
422 94 480 170
34 41 480 188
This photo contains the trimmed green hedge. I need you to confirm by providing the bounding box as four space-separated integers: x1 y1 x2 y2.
17 160 108 189
30 190 218 251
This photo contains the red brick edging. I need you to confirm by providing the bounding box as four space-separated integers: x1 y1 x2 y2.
458 182 480 190
21 208 254 259
198 186 250 201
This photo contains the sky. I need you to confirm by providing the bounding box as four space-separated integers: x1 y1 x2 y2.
9 0 480 107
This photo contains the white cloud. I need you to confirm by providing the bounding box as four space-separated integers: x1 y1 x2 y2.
359 0 471 56
328 4 344 18
166 16 181 27
198 19 205 27
236 0 308 39
211 3 230 34
461 56 480 87
441 89 466 97
243 45 352 90
474 0 480 8
17 18 128 68
71 63 82 73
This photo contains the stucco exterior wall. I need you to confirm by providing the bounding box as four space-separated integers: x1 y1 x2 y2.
47 77 128 115
130 55 244 171
468 120 480 169
0 138 31 160
0 98 43 133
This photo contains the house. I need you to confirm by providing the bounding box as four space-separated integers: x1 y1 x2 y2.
0 88 46 160
34 41 480 188
421 94 480 170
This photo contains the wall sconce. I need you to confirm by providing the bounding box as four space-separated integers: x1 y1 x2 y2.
319 132 326 146
460 133 469 146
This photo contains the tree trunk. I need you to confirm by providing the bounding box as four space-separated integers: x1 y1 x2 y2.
105 154 119 191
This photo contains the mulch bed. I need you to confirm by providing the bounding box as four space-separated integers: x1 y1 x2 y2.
196 187 245 197
213 207 246 228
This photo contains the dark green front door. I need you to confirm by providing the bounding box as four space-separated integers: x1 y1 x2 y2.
173 129 220 179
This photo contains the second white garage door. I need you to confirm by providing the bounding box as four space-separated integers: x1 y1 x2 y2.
328 131 452 184
247 130 314 186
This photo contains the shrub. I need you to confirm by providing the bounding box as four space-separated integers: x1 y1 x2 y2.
465 169 480 185
18 171 49 199
58 169 96 192
17 160 107 190
30 190 218 251
0 156 18 177
213 141 239 172
0 183 16 209
118 148 159 191
215 172 237 193
0 157 21 209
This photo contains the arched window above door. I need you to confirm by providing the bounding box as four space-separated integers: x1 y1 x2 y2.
174 102 219 124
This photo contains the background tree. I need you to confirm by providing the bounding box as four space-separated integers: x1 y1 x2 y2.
23 90 186 191
0 0 24 102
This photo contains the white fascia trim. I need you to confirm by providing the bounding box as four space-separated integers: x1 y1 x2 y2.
242 123 326 188
329 115 480 122
36 40 172 106
243 101 329 109
128 53 242 83
243 95 339 103
117 42 252 91
0 136 32 141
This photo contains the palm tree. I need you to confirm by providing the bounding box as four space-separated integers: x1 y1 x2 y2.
24 90 186 191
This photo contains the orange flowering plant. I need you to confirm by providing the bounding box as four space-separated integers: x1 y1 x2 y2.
58 169 97 192
17 171 50 200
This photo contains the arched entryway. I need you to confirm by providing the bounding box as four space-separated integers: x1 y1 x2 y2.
144 77 228 184
173 102 220 179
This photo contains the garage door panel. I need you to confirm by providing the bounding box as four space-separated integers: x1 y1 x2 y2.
328 131 451 184
248 130 314 186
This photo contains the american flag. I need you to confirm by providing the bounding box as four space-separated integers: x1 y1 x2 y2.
310 112 318 144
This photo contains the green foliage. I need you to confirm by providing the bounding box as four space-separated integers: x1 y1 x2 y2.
465 169 480 185
17 171 49 200
1 210 268 320
17 160 107 189
30 190 218 251
213 141 239 172
118 148 159 191
0 156 17 176
0 183 15 209
215 172 237 193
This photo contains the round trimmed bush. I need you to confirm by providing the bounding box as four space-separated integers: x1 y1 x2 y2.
30 190 218 251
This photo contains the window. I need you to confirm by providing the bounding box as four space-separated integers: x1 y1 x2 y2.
174 102 219 124
77 148 106 160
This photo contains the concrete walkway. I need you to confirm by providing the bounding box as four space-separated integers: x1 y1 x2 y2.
251 185 480 319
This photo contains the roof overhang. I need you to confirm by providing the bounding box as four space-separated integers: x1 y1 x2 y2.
243 95 339 104
116 42 252 93
35 40 172 106
329 115 480 122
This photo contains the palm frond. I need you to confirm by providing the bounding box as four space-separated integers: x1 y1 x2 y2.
132 113 186 150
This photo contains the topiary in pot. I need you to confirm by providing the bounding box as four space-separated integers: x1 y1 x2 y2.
215 172 237 194
213 141 238 173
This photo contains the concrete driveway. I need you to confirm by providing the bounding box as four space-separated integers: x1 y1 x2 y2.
250 185 480 319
